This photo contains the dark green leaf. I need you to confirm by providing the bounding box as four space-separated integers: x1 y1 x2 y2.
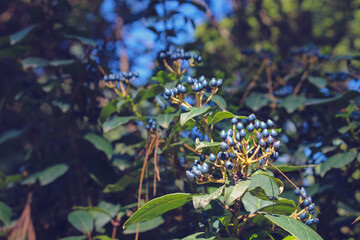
281 95 306 114
0 201 12 225
305 91 360 106
123 216 165 234
245 93 268 111
260 198 296 215
103 168 143 193
180 107 210 126
99 100 117 122
22 164 69 186
264 214 323 240
10 24 38 45
64 34 97 46
68 210 94 234
123 193 193 229
134 85 164 104
49 59 75 66
0 129 24 145
223 179 251 205
332 55 360 62
308 76 327 89
22 57 49 68
84 133 113 159
204 93 227 109
72 206 112 218
94 201 121 231
181 232 218 240
270 165 316 172
320 151 357 176
193 185 224 209
156 109 181 128
103 116 135 133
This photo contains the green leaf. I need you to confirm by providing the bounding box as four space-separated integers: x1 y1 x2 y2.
72 206 112 218
103 169 142 193
64 34 97 47
282 236 297 240
338 125 351 134
123 216 165 234
123 193 193 229
305 91 360 106
68 210 94 234
181 232 218 240
134 85 164 104
320 151 357 176
281 95 306 113
151 71 177 84
260 198 297 215
94 201 121 231
204 93 227 109
193 185 225 209
156 109 181 129
180 106 210 126
264 214 323 240
308 76 327 89
22 57 49 68
99 100 118 122
84 133 113 159
223 179 251 205
269 165 316 172
195 141 221 151
250 186 277 201
332 55 360 62
0 129 24 145
10 24 38 45
0 201 12 225
103 116 135 133
210 111 234 124
22 164 69 186
93 236 113 240
49 59 75 66
59 236 86 240
245 93 268 111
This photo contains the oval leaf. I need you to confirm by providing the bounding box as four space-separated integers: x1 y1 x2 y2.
264 214 323 240
84 133 113 159
180 107 210 126
193 185 225 209
224 179 251 205
68 210 94 234
103 116 135 133
0 201 12 225
319 151 357 176
123 193 193 229
10 24 38 45
123 216 165 234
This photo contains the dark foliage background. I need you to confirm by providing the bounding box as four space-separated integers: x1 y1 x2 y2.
1 0 360 239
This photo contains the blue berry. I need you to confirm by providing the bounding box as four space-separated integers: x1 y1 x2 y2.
271 151 279 160
262 129 269 138
227 129 233 137
230 152 237 158
256 132 262 140
267 136 274 145
240 129 247 138
209 153 216 162
164 88 171 96
270 129 278 137
294 189 300 196
225 161 233 170
202 80 208 88
186 171 196 181
192 169 202 178
267 119 274 127
196 164 202 171
199 76 205 82
259 139 266 147
260 121 267 129
201 163 209 174
235 132 241 141
231 117 238 125
216 79 223 87
221 142 229 150
194 159 200 166
247 123 255 132
220 130 227 140
300 187 307 199
305 219 314 226
313 218 319 224
224 152 230 160
254 120 260 129
186 76 193 84
248 113 256 122
308 204 315 214
227 137 235 146
217 152 226 160
209 78 217 87
200 153 206 162
258 159 265 166
273 141 281 150
300 212 307 220
236 122 244 130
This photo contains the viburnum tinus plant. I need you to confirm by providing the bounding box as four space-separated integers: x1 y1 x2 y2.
116 48 324 240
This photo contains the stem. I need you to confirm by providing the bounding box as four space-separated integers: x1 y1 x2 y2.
292 62 314 96
216 199 237 217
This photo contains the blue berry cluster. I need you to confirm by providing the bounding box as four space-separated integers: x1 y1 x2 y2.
273 85 294 97
181 126 209 142
241 49 255 56
186 153 210 182
347 79 360 92
163 84 187 100
103 71 139 82
291 44 329 61
186 114 281 184
325 71 350 81
144 118 157 132
293 187 319 226
159 49 201 64
186 76 223 92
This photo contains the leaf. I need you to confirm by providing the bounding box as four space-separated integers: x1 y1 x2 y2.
308 76 327 89
281 95 306 113
94 201 121 231
0 201 12 225
250 186 277 201
68 210 94 234
93 236 113 240
22 164 69 186
103 169 142 193
332 55 360 62
204 93 227 109
64 34 97 46
282 236 297 240
338 125 351 134
123 216 165 234
180 106 210 126
193 185 225 209
181 232 218 240
123 193 193 229
103 116 135 133
151 70 177 84
10 24 38 45
269 165 316 172
210 111 234 124
84 133 113 160
320 151 357 176
0 129 24 145
264 214 323 240
223 179 251 205
22 57 49 68
195 141 221 151
49 59 75 66
260 198 297 215
245 93 268 111
305 91 360 106
59 236 87 240
156 109 181 129
99 100 118 122
134 85 164 104
72 206 112 218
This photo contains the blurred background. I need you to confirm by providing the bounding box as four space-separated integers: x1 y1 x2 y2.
1 0 360 239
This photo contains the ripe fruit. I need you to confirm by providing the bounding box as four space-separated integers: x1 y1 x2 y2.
186 171 195 181
201 163 209 174
231 117 238 125
300 212 307 220
209 153 216 162
248 113 256 122
200 153 206 162
225 161 233 170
